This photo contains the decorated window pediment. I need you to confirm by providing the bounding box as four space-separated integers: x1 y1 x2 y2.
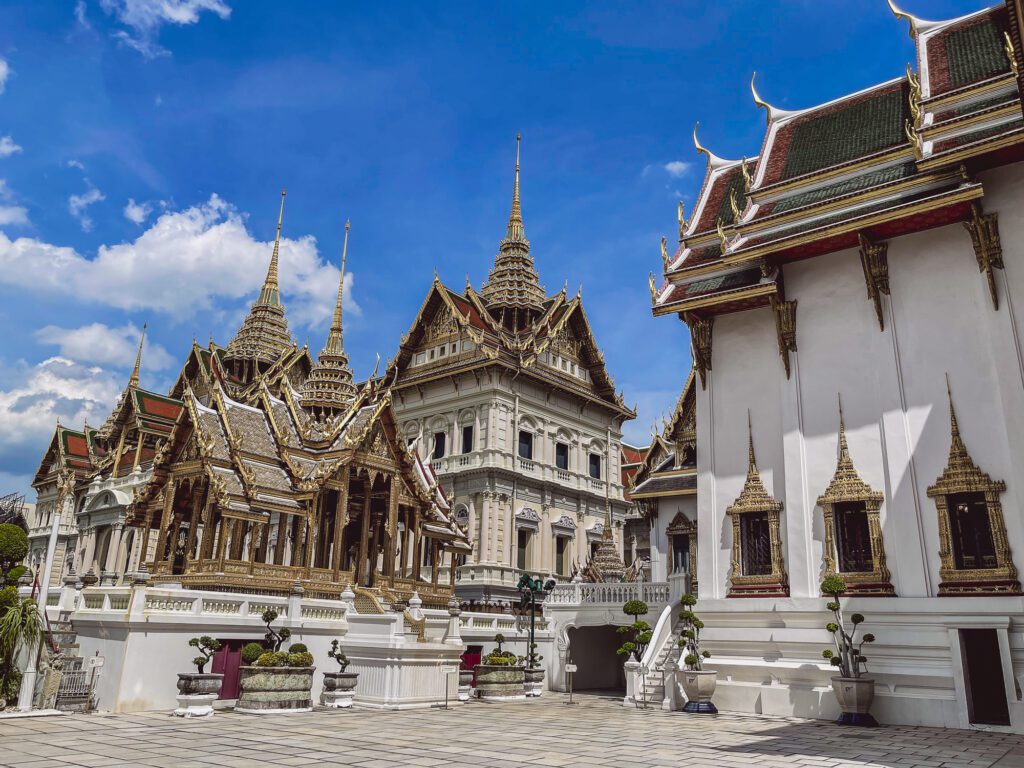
725 422 788 597
815 406 893 596
927 385 1019 595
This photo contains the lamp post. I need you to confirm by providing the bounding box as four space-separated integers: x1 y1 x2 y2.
516 573 554 670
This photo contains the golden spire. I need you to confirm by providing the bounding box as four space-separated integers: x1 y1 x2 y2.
945 373 965 455
331 220 350 341
506 132 525 242
129 322 146 388
747 410 757 474
258 187 286 307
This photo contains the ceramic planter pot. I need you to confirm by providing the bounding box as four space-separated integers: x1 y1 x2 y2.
236 666 315 714
474 664 526 701
321 671 358 709
831 677 877 726
680 669 718 714
458 670 474 703
524 667 545 697
173 672 223 718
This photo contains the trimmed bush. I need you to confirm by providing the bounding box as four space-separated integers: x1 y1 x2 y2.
287 651 314 667
242 642 267 665
289 643 307 654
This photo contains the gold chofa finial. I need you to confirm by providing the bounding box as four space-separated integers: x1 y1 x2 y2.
887 0 917 38
693 122 710 160
129 322 147 388
648 273 658 303
751 72 774 125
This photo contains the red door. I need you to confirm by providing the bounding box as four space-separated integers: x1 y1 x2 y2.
462 646 482 687
211 640 245 700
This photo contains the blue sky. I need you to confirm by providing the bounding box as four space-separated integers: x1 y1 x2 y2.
0 0 988 497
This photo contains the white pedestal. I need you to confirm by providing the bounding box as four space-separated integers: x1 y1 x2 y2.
526 680 544 697
320 690 355 709
458 685 471 702
173 693 216 718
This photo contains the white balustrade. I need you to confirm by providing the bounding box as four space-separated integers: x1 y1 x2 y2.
547 581 670 607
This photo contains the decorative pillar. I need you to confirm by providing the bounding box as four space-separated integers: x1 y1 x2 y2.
332 469 349 580
478 492 491 563
358 479 372 587
386 478 399 586
412 511 422 582
102 524 124 584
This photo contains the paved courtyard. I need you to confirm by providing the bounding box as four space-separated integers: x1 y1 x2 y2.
2 693 1023 768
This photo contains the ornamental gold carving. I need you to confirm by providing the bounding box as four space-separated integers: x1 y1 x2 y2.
725 422 788 597
769 296 797 379
927 383 1019 595
424 308 460 343
815 403 893 596
858 234 890 331
963 204 1003 311
687 315 713 390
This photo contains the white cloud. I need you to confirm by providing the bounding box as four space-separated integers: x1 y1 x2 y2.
67 159 85 171
0 136 22 158
663 161 691 178
100 0 231 58
0 194 359 330
68 179 106 232
0 356 122 483
0 58 9 96
123 198 152 224
35 322 174 372
0 179 28 226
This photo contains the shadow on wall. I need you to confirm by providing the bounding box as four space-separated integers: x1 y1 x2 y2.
567 625 626 692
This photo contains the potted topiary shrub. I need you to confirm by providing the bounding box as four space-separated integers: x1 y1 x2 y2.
321 639 358 709
821 576 877 726
524 642 545 697
474 633 526 701
616 600 652 708
236 609 315 714
173 636 223 718
677 593 717 714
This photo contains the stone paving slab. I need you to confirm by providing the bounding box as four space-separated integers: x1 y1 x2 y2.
1 693 1022 768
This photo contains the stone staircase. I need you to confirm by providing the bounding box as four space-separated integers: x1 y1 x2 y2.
633 615 684 707
47 614 91 712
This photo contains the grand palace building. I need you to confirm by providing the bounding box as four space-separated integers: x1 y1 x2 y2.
648 0 1024 729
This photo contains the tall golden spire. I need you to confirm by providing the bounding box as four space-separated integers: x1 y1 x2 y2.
224 188 295 377
480 133 547 328
128 322 146 388
258 187 286 307
506 133 525 242
300 218 357 417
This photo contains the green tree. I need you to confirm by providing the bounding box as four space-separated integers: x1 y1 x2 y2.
615 600 652 663
820 576 875 678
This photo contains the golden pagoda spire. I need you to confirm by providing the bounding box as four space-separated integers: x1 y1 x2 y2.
129 322 146 388
480 133 546 326
258 188 286 307
299 217 356 416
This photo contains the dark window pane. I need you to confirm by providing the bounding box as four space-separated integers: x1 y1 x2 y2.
432 432 446 459
949 492 997 569
462 425 474 454
556 442 569 471
588 453 601 479
672 534 690 573
518 430 533 460
517 528 529 570
740 512 772 576
835 502 873 573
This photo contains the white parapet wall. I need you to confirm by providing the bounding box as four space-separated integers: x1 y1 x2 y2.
62 582 464 713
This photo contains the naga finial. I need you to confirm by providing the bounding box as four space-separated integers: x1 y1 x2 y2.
677 201 686 241
660 236 669 270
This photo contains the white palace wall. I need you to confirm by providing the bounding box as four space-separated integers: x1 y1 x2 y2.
691 161 1024 729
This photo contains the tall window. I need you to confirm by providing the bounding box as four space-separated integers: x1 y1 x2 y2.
555 537 568 576
555 442 569 471
518 430 533 460
672 534 690 574
517 529 531 570
462 425 474 454
740 512 772 576
588 452 602 479
432 432 446 459
949 492 997 570
834 502 873 573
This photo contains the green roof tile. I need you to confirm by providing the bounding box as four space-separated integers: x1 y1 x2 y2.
947 17 1009 90
773 163 916 214
782 85 910 180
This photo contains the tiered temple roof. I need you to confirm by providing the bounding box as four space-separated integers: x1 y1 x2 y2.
394 137 635 422
652 1 1024 348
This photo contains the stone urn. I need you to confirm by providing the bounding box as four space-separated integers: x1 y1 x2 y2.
474 664 526 701
173 672 224 718
831 677 877 726
458 669 474 702
321 671 358 709
524 667 545 697
236 666 315 714
680 669 718 714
